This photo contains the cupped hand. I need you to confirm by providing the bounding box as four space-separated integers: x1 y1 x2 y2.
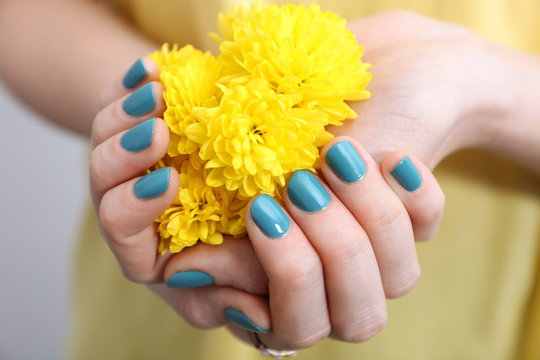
89 52 444 352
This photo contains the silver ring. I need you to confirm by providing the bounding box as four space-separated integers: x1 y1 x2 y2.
250 332 298 359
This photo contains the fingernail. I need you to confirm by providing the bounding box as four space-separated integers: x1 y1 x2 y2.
325 141 366 183
251 195 290 238
223 308 270 334
167 271 214 288
134 167 170 199
122 58 147 89
287 170 330 212
121 118 155 152
122 82 156 117
391 156 422 192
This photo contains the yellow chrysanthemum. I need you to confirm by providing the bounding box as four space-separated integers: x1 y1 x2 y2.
149 44 222 156
149 3 372 253
154 157 247 254
186 79 326 198
216 3 371 124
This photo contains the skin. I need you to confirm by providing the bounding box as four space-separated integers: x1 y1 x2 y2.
1 0 539 352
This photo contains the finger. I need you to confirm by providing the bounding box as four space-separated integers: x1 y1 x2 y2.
89 117 169 208
320 137 420 299
100 57 160 109
92 81 166 147
382 151 445 242
245 194 331 350
162 237 269 295
150 283 271 332
283 171 388 343
98 167 179 282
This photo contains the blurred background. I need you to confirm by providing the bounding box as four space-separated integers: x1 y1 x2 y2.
0 81 87 359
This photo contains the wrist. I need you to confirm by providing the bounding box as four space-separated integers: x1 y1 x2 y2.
458 33 540 172
452 33 510 151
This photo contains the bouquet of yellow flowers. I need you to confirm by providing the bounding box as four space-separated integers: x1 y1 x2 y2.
149 3 372 254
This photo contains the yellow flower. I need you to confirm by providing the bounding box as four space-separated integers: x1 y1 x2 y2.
148 3 372 253
186 79 326 198
154 157 247 254
216 3 371 125
149 44 222 156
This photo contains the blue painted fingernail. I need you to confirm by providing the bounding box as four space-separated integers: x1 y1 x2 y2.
121 118 155 152
223 308 270 334
391 156 422 192
251 195 290 238
325 141 366 183
122 58 147 89
287 170 330 212
123 82 156 117
167 271 214 288
134 167 170 199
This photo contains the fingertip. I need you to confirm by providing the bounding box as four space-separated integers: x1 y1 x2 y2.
382 151 422 192
322 136 368 184
382 151 445 241
248 194 291 239
153 117 171 149
100 57 162 110
122 57 160 90
141 56 160 79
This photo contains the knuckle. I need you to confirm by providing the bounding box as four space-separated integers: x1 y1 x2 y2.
335 308 388 343
433 189 446 220
90 112 106 146
385 264 421 299
334 230 371 263
416 190 446 226
368 204 408 238
117 248 160 284
119 264 146 283
97 197 120 235
89 149 107 188
269 256 321 291
286 326 330 349
181 297 213 329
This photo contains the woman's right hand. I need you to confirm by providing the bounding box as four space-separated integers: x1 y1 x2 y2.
89 56 444 351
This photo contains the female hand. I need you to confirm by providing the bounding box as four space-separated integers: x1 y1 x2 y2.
89 55 444 352
339 10 540 172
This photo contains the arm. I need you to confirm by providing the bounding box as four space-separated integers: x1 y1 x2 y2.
0 0 156 135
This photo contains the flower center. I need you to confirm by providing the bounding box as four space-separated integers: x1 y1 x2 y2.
249 125 266 144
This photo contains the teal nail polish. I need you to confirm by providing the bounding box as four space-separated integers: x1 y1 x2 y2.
251 195 290 238
287 170 330 212
121 118 155 152
391 156 422 192
122 58 147 89
223 308 270 334
122 82 156 117
134 167 170 199
167 271 214 288
325 141 366 183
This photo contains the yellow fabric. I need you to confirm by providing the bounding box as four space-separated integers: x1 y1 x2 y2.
70 1 540 359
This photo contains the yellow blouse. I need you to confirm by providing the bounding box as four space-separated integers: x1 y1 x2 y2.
69 1 540 359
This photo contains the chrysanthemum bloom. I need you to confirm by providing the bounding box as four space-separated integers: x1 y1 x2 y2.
215 3 372 124
187 79 327 198
150 44 222 156
149 3 372 253
154 155 247 254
